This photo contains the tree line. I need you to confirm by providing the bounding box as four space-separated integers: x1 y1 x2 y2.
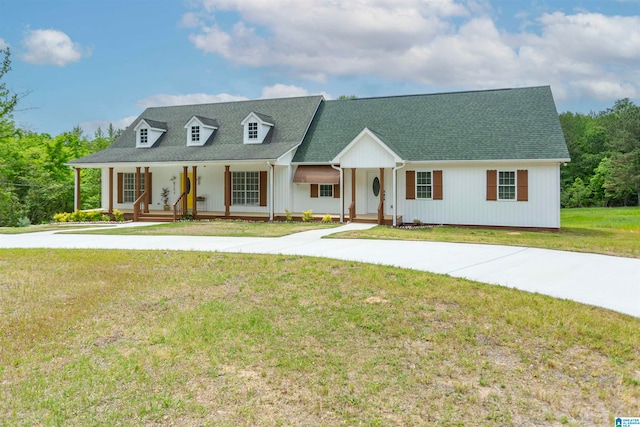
0 48 120 226
1 47 639 226
560 99 640 207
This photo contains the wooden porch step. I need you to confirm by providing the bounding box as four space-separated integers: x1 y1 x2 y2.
137 214 175 222
351 215 403 226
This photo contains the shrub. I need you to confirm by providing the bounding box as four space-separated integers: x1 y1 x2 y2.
302 210 314 222
17 216 31 227
70 210 88 222
0 190 23 227
322 213 332 223
53 212 71 223
112 209 125 222
285 209 293 222
101 214 111 222
86 211 103 221
414 219 424 226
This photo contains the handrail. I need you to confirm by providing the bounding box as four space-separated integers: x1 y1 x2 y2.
172 192 188 222
132 191 147 222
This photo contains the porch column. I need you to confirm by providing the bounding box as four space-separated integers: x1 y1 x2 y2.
144 167 150 213
182 166 188 214
108 167 114 213
331 165 344 223
269 163 274 221
224 165 230 216
192 165 198 219
350 168 356 221
392 166 397 227
378 167 385 225
135 167 141 200
74 167 81 211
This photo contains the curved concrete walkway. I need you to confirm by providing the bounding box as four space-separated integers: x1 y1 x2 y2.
1 222 638 318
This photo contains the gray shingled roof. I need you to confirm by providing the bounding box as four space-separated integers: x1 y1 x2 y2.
70 96 323 165
293 86 570 163
192 116 219 128
142 119 168 130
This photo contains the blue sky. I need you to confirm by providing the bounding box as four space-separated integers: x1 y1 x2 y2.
1 0 640 136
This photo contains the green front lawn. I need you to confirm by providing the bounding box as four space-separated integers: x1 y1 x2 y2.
0 224 115 234
1 249 638 425
64 219 340 238
331 207 640 258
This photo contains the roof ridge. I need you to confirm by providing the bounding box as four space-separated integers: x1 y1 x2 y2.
143 94 325 111
327 86 551 103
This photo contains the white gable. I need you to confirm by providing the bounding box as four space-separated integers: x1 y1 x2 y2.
184 116 217 147
332 128 402 168
134 119 167 148
241 112 274 144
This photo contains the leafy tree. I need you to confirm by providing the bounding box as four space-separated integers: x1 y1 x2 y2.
0 48 18 120
601 99 640 206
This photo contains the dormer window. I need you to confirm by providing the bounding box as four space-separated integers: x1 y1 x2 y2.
134 119 166 148
184 115 218 147
191 126 200 143
139 128 148 145
241 112 274 144
248 122 258 140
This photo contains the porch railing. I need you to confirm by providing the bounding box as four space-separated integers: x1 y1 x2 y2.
172 192 188 222
132 191 148 222
349 201 356 222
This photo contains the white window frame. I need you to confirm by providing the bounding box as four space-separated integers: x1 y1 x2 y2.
232 171 259 206
139 128 148 145
416 171 432 199
498 171 516 201
319 184 333 197
247 122 258 140
191 125 200 143
123 173 145 203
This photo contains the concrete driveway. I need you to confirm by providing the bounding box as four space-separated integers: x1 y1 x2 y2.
1 222 638 318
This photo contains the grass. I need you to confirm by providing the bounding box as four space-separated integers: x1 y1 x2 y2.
3 207 639 257
331 207 640 258
1 248 639 425
64 219 339 237
0 223 115 234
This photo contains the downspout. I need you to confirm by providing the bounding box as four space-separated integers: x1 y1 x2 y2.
393 162 406 227
331 164 343 222
267 161 274 221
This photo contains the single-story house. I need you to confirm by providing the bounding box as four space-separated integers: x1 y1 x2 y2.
69 86 570 229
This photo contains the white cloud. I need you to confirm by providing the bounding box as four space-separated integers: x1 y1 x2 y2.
20 29 89 66
185 0 640 104
180 12 204 28
79 116 137 136
0 38 9 49
136 92 249 109
260 84 308 99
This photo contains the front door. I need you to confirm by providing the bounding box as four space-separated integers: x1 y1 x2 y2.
367 172 381 214
181 172 194 208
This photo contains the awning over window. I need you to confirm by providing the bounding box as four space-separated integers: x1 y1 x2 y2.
293 165 340 184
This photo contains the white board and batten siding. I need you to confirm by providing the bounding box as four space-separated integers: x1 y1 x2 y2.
292 182 341 214
399 162 562 229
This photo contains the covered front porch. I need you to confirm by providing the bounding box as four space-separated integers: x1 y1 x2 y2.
73 163 275 222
